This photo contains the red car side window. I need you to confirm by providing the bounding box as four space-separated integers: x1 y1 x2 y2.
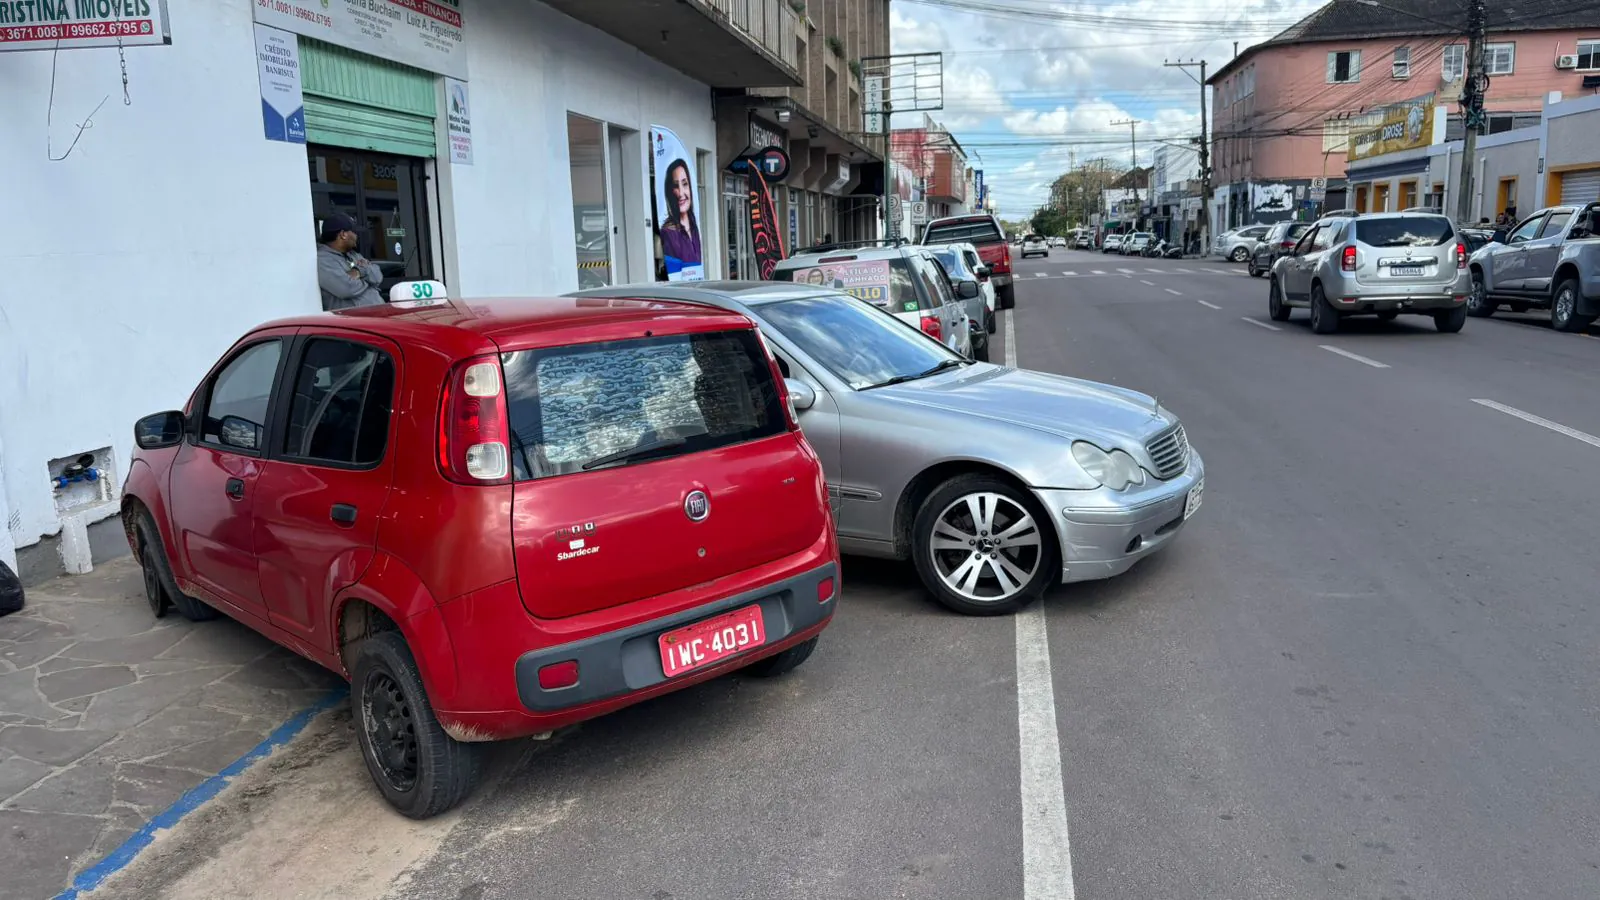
200 340 283 452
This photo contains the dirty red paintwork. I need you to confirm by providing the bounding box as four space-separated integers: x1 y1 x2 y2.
125 296 839 742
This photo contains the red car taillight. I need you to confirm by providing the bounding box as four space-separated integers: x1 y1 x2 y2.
998 243 1011 273
438 355 511 484
1280 240 1295 250
1342 245 1357 272
920 314 943 341
1455 242 1467 268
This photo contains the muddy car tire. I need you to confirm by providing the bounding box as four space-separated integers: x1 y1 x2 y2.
1550 278 1595 333
743 636 818 678
351 631 483 819
129 508 216 622
1467 272 1496 317
998 283 1015 310
1309 284 1339 334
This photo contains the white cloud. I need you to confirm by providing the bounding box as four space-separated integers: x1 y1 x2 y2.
891 0 1326 212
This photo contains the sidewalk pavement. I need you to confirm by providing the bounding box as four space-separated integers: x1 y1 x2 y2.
0 558 342 899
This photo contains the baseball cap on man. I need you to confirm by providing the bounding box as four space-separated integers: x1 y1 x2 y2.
318 213 360 243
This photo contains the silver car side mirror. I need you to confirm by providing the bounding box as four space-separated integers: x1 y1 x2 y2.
785 378 816 412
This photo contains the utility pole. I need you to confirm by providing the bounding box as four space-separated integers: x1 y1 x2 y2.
1455 0 1488 223
1110 118 1139 227
1165 58 1210 255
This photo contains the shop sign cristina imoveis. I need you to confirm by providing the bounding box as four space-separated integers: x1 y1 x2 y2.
0 0 171 51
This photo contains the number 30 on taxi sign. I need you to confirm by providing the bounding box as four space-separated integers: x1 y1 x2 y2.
389 280 448 307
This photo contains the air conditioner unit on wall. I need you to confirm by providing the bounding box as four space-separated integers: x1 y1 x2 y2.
1556 54 1578 69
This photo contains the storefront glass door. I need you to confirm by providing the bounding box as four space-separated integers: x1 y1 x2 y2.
567 114 612 288
308 146 433 297
722 174 751 280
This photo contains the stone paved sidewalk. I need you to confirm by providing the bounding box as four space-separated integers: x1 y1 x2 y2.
0 559 342 900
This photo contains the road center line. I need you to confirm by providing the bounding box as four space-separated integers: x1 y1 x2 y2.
1164 288 1183 296
1318 345 1390 368
1140 279 1156 286
1002 310 1077 900
1471 399 1600 449
1196 300 1222 309
1241 317 1281 331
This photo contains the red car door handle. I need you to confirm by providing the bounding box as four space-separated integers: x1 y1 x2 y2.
330 504 358 526
225 478 245 500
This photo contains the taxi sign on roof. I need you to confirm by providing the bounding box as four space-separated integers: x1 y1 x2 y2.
389 280 448 307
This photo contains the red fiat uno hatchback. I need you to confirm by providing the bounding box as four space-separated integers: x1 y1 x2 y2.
123 293 839 817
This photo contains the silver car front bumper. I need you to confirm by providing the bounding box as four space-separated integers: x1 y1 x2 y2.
1032 449 1205 584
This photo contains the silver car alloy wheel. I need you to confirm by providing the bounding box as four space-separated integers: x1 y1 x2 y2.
1554 284 1576 325
1469 278 1488 312
929 492 1043 602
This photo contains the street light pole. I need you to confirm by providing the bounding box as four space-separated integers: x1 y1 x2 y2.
1164 58 1210 255
1455 0 1487 223
1111 118 1139 225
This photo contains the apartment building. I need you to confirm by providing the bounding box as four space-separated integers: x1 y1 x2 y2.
1207 0 1600 229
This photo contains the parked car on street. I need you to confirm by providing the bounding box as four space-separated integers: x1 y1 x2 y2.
123 288 840 817
1021 234 1050 258
920 213 1016 309
574 282 1205 617
1248 221 1312 277
1049 236 1067 248
1122 233 1154 256
1102 234 1124 254
1214 225 1269 261
925 242 998 361
1468 203 1600 331
1074 233 1093 249
1268 211 1470 334
774 244 974 359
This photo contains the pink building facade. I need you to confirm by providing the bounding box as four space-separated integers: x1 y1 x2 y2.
1209 0 1600 230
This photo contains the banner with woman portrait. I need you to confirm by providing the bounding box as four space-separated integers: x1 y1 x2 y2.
650 125 705 281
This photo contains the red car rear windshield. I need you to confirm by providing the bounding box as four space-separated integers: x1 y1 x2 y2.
923 219 1003 244
500 329 785 479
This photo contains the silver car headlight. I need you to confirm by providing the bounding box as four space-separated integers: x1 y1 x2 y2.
1071 442 1147 491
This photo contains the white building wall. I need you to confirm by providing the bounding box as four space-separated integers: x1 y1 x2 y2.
0 0 716 567
0 0 317 561
446 0 717 298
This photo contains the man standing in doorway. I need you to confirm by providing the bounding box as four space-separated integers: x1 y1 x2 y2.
317 213 385 310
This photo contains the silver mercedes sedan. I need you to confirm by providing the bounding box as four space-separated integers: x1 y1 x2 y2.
571 282 1205 616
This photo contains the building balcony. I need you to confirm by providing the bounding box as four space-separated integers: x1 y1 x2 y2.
543 0 802 87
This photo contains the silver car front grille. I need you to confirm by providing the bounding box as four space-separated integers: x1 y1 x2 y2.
1145 424 1189 480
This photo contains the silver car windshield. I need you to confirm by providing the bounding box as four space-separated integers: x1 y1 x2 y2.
758 296 963 390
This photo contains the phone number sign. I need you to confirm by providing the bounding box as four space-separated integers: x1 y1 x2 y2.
253 0 467 79
0 0 172 51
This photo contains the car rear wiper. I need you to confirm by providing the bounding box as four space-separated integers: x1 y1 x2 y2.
862 357 970 390
581 437 688 471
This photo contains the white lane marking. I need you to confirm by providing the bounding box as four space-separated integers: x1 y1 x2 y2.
1176 268 1196 274
1318 345 1390 368
1471 399 1600 449
1116 268 1137 274
1002 310 1077 900
1145 267 1163 273
1091 270 1106 275
1241 317 1281 331
1164 288 1183 296
1062 271 1078 276
1197 300 1222 309
1140 279 1156 286
1035 272 1049 278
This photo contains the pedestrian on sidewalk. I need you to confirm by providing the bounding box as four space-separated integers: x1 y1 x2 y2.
317 213 385 310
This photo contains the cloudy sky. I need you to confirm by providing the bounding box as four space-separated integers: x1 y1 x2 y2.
889 0 1327 216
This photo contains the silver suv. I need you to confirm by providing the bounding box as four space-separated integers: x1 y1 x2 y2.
1267 212 1471 334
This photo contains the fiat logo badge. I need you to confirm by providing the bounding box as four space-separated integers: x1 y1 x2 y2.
684 491 710 522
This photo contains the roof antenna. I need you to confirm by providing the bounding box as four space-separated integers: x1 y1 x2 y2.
1233 41 1238 58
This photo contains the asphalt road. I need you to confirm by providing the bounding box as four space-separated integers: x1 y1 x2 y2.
89 252 1600 900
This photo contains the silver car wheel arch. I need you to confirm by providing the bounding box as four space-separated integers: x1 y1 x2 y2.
928 491 1043 602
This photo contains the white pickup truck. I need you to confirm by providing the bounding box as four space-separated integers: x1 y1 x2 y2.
1468 203 1600 332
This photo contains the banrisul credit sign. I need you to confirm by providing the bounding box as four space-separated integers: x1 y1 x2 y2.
253 0 466 79
0 0 172 51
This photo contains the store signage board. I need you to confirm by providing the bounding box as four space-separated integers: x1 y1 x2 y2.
252 0 467 79
1 0 170 51
446 78 473 164
255 25 306 144
1347 93 1436 163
